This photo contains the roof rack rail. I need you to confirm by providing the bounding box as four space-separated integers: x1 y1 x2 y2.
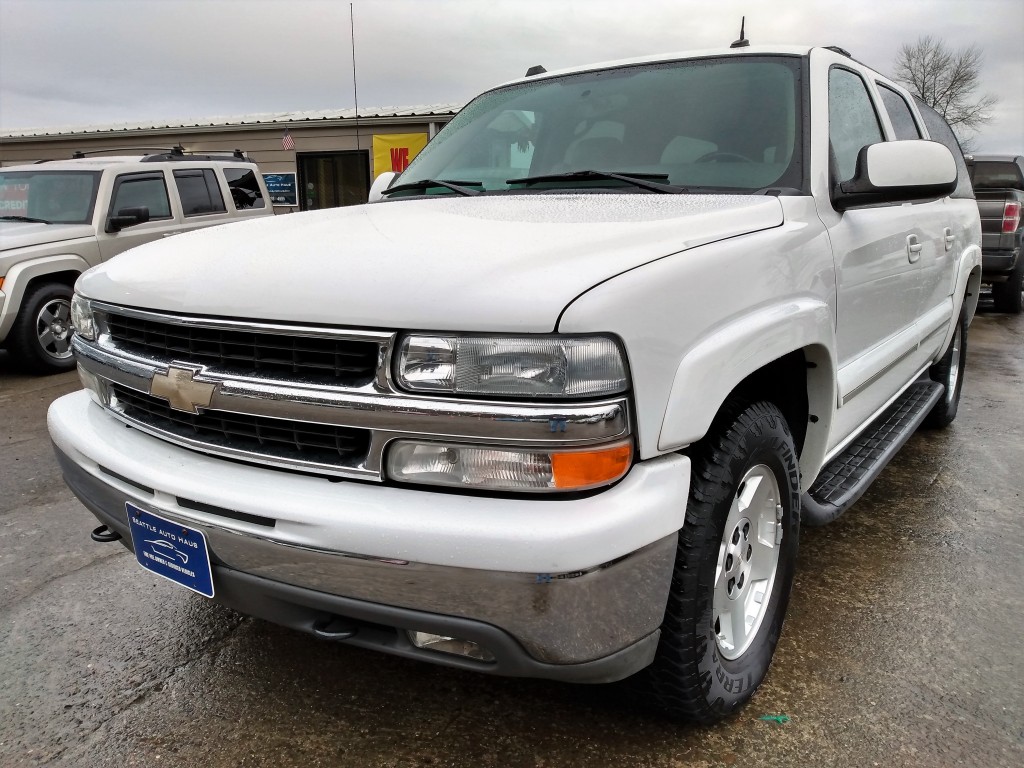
57 146 251 163
824 45 852 58
139 148 251 163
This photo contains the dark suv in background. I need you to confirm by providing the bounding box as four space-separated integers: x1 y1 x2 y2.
968 154 1024 314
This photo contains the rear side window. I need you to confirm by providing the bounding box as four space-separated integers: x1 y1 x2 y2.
110 174 172 219
877 85 921 140
173 169 226 216
828 67 883 183
913 99 974 200
970 161 1024 190
223 168 265 210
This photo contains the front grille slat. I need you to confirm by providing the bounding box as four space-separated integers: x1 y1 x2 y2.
112 385 370 469
104 314 378 387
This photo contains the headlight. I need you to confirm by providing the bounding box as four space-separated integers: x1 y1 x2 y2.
396 335 627 397
70 294 96 340
387 440 632 492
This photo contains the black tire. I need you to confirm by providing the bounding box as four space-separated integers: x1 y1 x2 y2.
642 400 800 722
992 259 1023 314
8 282 77 374
924 303 969 429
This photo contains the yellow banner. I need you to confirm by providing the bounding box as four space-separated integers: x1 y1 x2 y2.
372 133 428 179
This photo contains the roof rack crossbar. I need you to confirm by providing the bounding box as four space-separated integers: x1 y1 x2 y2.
67 146 181 159
139 149 251 163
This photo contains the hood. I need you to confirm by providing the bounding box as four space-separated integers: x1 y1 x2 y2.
79 194 783 332
0 221 95 252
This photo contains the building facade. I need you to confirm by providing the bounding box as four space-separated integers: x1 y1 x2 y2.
0 106 460 213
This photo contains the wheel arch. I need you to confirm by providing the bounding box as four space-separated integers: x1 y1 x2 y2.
963 265 983 324
658 299 837 483
953 243 983 327
0 254 89 342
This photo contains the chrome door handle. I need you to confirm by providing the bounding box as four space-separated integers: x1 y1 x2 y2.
907 234 923 262
944 228 955 251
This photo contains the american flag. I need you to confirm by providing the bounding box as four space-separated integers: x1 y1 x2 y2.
281 128 295 151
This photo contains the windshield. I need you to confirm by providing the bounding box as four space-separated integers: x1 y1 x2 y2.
0 170 102 224
394 56 804 196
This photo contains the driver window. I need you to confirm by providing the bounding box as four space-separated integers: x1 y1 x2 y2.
111 175 171 219
829 68 883 183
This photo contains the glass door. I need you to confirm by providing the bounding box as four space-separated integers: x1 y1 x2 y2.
298 151 370 210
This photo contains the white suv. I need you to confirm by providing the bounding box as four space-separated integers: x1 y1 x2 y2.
0 151 272 372
50 46 981 722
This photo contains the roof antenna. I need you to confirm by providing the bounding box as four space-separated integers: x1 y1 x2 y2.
730 16 750 48
525 65 547 77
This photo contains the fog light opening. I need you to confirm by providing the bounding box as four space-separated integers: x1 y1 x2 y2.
77 363 108 407
408 631 496 663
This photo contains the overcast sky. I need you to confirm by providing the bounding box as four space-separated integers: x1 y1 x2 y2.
0 0 1021 152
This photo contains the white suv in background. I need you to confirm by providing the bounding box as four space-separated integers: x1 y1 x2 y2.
0 151 272 372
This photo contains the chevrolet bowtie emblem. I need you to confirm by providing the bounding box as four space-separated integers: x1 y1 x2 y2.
150 366 218 414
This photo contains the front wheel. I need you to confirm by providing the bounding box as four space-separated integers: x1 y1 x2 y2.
8 282 77 374
643 400 800 722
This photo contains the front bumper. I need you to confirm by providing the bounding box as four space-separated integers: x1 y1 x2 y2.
49 390 689 682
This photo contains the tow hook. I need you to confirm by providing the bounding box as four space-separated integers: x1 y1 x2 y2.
90 525 122 543
312 616 358 640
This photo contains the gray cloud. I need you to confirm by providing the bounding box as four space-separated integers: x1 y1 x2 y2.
1 0 1020 151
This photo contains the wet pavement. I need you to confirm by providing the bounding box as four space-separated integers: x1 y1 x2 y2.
1 308 1022 768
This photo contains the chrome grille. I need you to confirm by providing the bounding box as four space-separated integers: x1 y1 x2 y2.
103 312 379 386
75 304 631 482
112 384 371 469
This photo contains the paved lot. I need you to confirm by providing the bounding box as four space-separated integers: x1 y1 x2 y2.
1 308 1022 768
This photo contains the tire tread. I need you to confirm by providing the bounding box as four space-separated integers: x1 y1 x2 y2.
642 400 798 723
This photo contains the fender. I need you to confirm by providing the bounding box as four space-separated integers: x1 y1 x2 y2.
0 253 91 340
953 242 983 325
919 236 980 357
658 298 837 480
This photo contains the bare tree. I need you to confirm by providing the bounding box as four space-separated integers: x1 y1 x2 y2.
892 36 998 146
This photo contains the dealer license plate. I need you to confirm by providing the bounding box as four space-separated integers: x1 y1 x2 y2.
126 503 215 598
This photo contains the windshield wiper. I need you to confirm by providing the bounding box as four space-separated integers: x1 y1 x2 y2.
506 170 688 194
381 179 482 197
0 215 52 224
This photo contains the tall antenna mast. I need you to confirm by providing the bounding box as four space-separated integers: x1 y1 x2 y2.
350 3 361 152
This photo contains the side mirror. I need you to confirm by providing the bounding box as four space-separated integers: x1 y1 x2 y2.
106 205 151 233
368 171 399 203
833 140 957 211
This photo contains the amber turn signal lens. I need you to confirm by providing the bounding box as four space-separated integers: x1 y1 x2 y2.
551 443 632 490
